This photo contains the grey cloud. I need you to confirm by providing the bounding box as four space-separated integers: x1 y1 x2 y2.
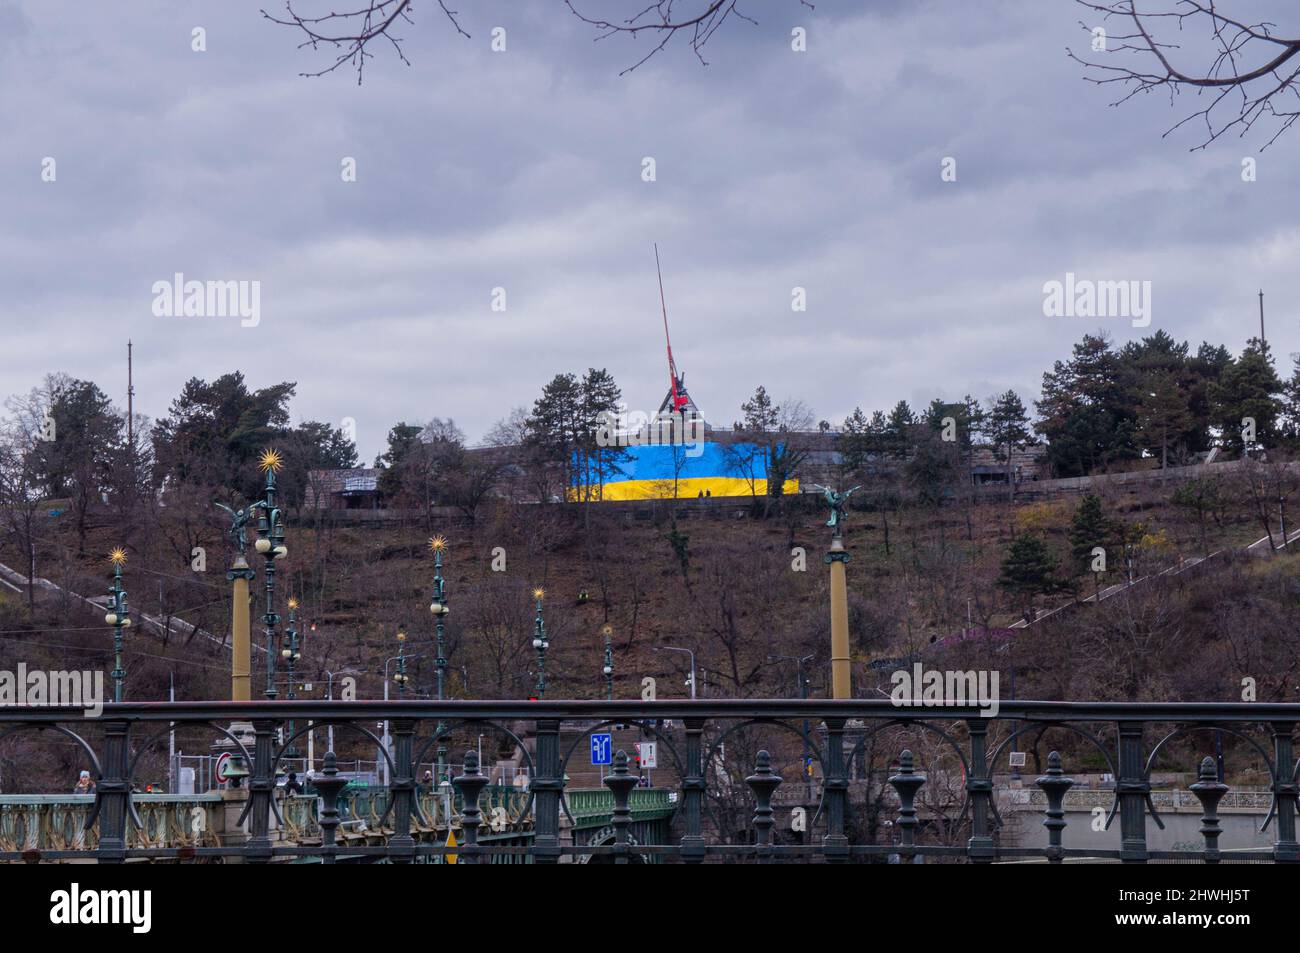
2 0 1299 462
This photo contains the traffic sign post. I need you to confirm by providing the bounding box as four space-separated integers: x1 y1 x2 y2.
214 752 231 786
590 733 612 766
636 741 657 769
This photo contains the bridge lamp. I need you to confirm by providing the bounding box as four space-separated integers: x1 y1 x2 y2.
601 623 614 700
532 588 549 698
106 548 131 703
394 625 410 697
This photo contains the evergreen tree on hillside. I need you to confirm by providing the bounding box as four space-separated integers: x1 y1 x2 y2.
1120 331 1214 457
1134 369 1193 469
1035 333 1137 476
525 368 625 501
906 426 959 506
578 367 627 498
987 389 1033 502
998 533 1059 622
885 400 916 460
1284 355 1300 447
1186 342 1233 452
31 376 124 555
1171 476 1224 554
375 422 423 502
151 372 296 496
839 406 871 477
1068 493 1115 600
526 372 583 497
736 386 815 509
1211 337 1284 454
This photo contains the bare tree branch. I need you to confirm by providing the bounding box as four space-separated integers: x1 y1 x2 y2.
261 0 469 85
264 0 813 82
1071 1 1300 150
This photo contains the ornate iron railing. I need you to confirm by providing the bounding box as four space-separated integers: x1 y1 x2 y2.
0 699 1295 863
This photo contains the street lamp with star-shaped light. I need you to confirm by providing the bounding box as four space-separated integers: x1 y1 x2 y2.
105 548 132 703
253 448 288 700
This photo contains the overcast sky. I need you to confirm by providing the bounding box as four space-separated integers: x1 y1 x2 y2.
4 0 1300 462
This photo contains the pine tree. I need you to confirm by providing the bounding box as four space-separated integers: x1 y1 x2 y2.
1134 369 1192 469
1211 337 1283 454
526 372 584 497
840 406 871 477
885 400 916 459
1035 333 1138 476
1171 477 1223 554
987 389 1033 503
1068 493 1113 599
578 367 625 498
997 533 1059 621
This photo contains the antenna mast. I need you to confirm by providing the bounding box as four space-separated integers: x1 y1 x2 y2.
127 340 134 449
655 243 688 413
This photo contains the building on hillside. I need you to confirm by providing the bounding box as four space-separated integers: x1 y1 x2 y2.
968 447 1047 486
303 468 381 509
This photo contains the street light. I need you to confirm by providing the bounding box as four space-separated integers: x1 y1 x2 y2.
253 449 288 700
655 645 697 699
105 548 132 703
282 598 303 757
382 642 423 788
393 624 410 697
601 623 614 700
428 536 450 780
531 588 549 699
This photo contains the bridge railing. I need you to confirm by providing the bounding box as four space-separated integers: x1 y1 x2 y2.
278 784 535 842
0 794 224 854
0 699 1295 863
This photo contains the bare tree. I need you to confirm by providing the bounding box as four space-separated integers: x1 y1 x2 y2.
567 0 812 75
1072 1 1300 149
262 0 469 83
0 421 45 610
0 383 57 610
266 0 812 82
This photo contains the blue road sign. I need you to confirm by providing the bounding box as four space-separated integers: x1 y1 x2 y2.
590 733 612 766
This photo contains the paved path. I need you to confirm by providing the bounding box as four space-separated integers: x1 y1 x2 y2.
0 560 261 656
1010 524 1300 629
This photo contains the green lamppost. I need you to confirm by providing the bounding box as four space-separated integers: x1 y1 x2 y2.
531 588 549 699
253 449 288 700
282 598 303 757
601 623 614 700
427 536 450 780
393 625 410 697
105 548 132 703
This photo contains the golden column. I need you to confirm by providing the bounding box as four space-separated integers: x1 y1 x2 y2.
217 502 256 702
228 553 253 701
813 484 860 700
827 536 851 699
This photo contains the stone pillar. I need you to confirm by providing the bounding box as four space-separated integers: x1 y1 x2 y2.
827 537 851 699
228 555 254 702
